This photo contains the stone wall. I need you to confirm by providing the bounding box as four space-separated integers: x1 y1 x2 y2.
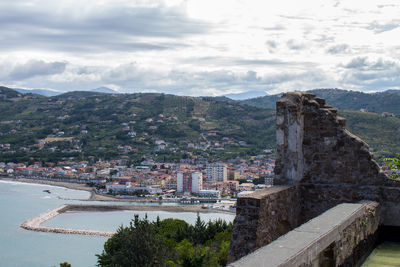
275 92 400 225
228 186 301 262
229 92 400 262
229 201 380 267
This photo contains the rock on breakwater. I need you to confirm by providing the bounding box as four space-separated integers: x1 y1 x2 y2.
20 205 115 237
20 203 234 237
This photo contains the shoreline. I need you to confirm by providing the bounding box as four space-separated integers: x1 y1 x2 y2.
1 177 93 193
0 178 238 209
1 177 141 202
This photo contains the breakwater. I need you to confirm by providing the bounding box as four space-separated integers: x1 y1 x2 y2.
20 205 115 237
21 204 234 237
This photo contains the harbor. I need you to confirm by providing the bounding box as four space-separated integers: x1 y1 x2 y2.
20 203 235 237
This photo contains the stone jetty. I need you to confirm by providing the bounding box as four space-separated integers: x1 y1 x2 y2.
21 203 234 237
20 205 115 237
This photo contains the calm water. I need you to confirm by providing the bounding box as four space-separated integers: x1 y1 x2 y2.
362 242 400 267
0 180 235 267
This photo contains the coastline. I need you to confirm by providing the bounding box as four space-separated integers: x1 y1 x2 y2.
0 178 237 210
1 177 93 192
1 177 131 201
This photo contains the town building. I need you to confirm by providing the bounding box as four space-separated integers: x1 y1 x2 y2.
206 163 227 183
198 189 220 198
177 171 203 193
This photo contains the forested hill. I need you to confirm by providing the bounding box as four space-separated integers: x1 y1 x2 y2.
0 87 275 163
241 88 400 115
0 86 399 163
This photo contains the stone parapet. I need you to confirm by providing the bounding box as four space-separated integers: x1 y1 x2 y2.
228 186 301 262
229 201 380 267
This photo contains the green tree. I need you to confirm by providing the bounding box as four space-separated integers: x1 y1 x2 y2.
383 153 400 179
97 215 170 267
97 215 233 267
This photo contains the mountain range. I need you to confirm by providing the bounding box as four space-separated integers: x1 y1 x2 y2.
13 86 120 97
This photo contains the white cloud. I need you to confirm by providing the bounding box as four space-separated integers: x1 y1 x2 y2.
1 0 400 95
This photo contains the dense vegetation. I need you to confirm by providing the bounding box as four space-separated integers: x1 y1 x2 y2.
1 86 399 163
240 89 400 157
0 87 275 163
241 88 400 115
97 215 233 267
340 110 400 157
383 153 400 179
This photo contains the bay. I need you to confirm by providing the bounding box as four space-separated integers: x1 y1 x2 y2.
0 180 235 267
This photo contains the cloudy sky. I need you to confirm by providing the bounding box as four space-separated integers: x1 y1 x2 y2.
1 0 400 96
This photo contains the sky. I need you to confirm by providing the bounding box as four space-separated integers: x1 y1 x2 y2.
1 0 400 96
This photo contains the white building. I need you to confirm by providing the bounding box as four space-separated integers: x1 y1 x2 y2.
177 171 203 194
199 190 220 198
191 172 203 193
106 184 162 194
206 163 227 183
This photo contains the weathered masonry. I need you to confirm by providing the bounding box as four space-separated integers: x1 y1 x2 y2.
228 92 400 265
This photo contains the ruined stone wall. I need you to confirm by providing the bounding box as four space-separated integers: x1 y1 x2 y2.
229 92 400 263
228 186 301 262
275 92 400 225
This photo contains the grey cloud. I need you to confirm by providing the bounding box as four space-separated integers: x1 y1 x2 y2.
266 40 277 49
340 57 400 90
367 21 400 33
8 60 67 80
262 25 286 31
279 15 313 21
0 3 209 53
4 60 334 96
287 39 305 50
101 63 328 94
377 4 399 8
234 59 291 66
326 44 350 54
180 56 315 68
313 35 335 43
341 57 396 70
266 40 278 53
341 57 369 69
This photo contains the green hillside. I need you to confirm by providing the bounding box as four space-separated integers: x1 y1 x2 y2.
242 88 400 115
0 88 275 163
340 110 400 156
0 86 399 163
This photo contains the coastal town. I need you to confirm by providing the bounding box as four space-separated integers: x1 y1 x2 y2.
0 154 276 203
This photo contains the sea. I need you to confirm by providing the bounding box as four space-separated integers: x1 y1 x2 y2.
0 180 235 267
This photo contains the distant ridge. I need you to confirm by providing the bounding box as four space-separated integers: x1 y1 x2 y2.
14 88 62 97
13 86 119 97
224 90 266 100
0 86 23 98
242 88 400 115
89 87 119 94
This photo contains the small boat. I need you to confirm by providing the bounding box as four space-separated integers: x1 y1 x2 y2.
201 204 208 209
43 190 51 194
